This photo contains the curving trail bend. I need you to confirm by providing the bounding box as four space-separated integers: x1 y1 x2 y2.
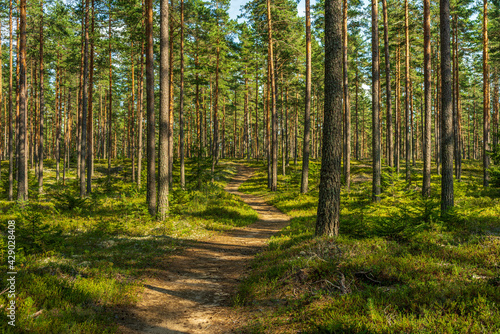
116 165 290 334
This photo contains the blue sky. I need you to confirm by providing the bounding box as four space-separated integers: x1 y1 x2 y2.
228 0 316 23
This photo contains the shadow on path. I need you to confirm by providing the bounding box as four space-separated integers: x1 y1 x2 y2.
116 165 290 334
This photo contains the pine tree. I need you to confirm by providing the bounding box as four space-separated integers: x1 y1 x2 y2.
316 0 342 236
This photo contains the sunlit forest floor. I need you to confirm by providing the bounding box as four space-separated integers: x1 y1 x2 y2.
0 159 257 333
0 158 499 333
236 160 500 333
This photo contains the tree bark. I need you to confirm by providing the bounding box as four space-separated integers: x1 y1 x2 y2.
131 44 136 183
483 0 490 187
179 0 185 189
372 0 381 201
108 4 112 175
55 53 61 182
87 0 95 192
80 0 90 198
316 0 342 237
137 41 145 187
440 0 454 212
382 0 392 168
301 0 312 194
17 0 28 201
405 0 411 182
423 0 431 197
147 0 157 216
266 0 277 191
395 43 401 174
8 0 13 201
168 0 174 185
343 0 351 189
493 73 499 148
355 66 359 160
37 0 45 195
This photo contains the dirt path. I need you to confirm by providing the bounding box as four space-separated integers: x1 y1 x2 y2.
116 166 290 334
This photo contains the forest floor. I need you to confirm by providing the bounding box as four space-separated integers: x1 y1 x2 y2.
115 166 290 334
0 158 499 333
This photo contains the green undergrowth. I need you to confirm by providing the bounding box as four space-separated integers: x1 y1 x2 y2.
236 159 500 333
0 158 257 333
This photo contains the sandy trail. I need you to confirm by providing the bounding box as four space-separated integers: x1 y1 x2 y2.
116 165 290 333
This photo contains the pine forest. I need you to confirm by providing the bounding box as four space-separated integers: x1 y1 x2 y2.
0 0 500 332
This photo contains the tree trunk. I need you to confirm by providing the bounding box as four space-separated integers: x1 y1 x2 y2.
137 32 144 186
147 0 157 216
255 63 259 160
493 72 499 148
131 44 136 183
55 53 61 182
405 0 411 182
267 0 277 191
371 0 381 202
79 0 90 198
343 0 351 189
301 0 312 194
17 0 27 200
285 86 289 166
382 0 392 168
108 5 112 175
244 71 250 160
211 26 220 179
168 0 174 185
295 91 298 165
266 57 271 187
410 79 415 167
440 0 454 212
483 0 490 187
423 0 431 196
87 0 95 193
280 72 285 175
179 0 185 189
196 49 201 159
8 0 13 201
316 0 342 237
37 0 45 195
233 91 236 158
395 43 401 174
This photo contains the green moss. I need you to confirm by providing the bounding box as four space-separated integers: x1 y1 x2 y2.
0 158 257 333
236 159 500 333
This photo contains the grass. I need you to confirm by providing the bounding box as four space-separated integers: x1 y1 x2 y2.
235 159 500 333
0 157 258 333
